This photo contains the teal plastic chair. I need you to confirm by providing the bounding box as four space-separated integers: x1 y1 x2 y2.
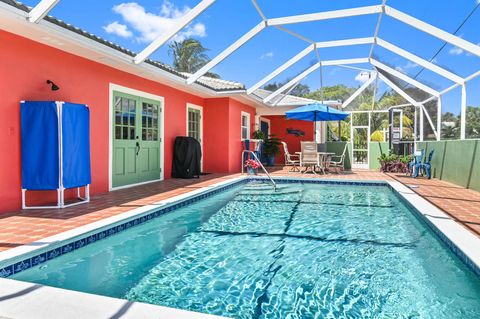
417 150 434 179
409 149 424 177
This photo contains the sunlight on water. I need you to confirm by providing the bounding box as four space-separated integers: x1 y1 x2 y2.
13 182 480 318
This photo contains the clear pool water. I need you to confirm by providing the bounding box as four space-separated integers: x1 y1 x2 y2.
12 182 480 318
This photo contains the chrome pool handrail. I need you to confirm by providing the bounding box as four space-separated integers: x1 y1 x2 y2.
241 150 276 190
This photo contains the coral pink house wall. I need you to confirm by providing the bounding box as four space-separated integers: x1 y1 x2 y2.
203 98 255 173
228 99 256 172
0 30 254 212
203 98 230 173
263 115 314 164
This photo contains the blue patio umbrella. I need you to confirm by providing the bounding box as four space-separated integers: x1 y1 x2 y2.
285 103 349 122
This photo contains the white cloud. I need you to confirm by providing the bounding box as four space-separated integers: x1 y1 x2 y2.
449 46 464 55
103 21 133 38
392 61 419 73
355 71 371 83
404 61 418 69
260 52 274 60
105 1 206 43
447 33 470 56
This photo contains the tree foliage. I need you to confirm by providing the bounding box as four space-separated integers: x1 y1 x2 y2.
370 130 385 142
166 40 480 141
263 81 310 97
466 106 480 138
168 38 209 73
441 107 480 139
168 38 219 78
304 85 354 102
301 83 419 141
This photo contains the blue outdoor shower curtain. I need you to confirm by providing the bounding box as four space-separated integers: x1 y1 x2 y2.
21 101 91 191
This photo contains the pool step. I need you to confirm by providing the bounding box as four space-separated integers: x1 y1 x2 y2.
236 189 301 197
243 183 289 191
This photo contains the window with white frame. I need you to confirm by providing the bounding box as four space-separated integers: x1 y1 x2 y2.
241 112 250 140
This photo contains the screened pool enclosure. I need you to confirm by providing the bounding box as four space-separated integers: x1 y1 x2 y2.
24 0 480 162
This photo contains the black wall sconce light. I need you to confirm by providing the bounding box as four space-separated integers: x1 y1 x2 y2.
46 80 60 91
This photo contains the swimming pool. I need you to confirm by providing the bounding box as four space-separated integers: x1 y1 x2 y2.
5 179 480 318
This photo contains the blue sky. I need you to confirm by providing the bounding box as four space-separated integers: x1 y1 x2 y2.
20 0 480 113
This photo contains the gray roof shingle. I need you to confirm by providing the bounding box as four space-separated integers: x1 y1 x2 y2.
0 0 245 92
1 0 325 106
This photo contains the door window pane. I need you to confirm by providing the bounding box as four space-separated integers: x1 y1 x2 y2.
115 96 160 142
115 97 122 110
114 96 136 140
142 102 159 141
115 111 122 125
188 108 201 142
115 126 121 139
129 99 135 113
115 97 122 125
122 99 129 125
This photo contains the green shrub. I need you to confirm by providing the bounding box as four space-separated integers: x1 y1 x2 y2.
378 152 411 173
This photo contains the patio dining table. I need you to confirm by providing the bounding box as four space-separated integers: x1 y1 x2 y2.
295 151 336 174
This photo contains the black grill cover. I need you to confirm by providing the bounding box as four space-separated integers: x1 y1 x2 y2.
172 136 202 178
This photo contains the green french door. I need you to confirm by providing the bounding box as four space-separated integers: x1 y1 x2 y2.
112 91 161 188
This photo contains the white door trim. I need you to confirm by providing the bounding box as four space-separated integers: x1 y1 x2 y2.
186 103 203 170
108 83 165 191
351 125 370 169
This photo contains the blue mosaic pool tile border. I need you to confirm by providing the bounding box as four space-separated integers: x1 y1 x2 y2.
0 178 246 278
1 177 478 279
260 177 387 187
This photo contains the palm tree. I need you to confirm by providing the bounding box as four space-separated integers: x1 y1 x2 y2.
168 38 219 78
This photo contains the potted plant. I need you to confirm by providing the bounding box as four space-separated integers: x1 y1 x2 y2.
378 153 412 173
252 129 265 140
263 136 281 166
244 159 260 175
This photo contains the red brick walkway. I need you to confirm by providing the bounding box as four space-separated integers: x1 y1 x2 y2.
0 174 237 252
0 169 478 252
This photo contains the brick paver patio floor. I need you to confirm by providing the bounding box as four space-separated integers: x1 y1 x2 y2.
0 168 478 252
387 173 480 238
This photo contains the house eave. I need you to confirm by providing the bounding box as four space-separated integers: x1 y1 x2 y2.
0 1 220 98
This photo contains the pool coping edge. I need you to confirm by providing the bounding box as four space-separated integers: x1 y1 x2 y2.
0 175 247 267
387 180 480 276
0 176 478 319
0 277 228 319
